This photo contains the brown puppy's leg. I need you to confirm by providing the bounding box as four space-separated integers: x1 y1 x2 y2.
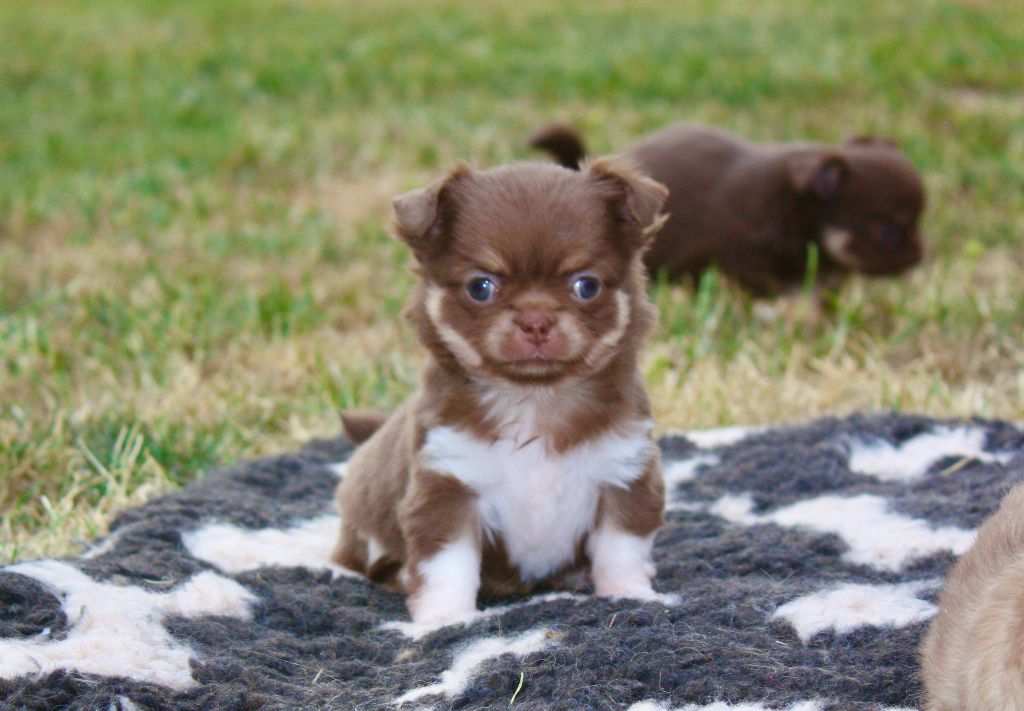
588 459 665 598
332 524 403 590
398 469 482 624
331 522 368 573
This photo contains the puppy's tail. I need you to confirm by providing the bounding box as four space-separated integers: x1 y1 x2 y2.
340 410 387 445
528 122 587 170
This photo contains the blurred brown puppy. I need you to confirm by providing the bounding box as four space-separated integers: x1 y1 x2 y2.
920 483 1024 711
531 123 926 297
332 158 668 625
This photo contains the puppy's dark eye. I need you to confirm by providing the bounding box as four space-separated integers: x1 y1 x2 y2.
466 277 497 302
571 275 602 301
876 224 902 247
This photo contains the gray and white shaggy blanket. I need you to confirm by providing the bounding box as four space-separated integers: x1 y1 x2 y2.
2 413 1023 710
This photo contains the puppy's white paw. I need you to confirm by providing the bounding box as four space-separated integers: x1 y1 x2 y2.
407 535 481 626
588 525 660 601
594 578 679 606
595 578 658 600
408 597 478 627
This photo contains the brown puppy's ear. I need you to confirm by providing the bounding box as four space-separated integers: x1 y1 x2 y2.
585 155 669 247
788 151 849 202
392 163 472 253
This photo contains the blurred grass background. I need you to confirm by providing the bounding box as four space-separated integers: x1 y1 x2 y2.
2 0 1023 560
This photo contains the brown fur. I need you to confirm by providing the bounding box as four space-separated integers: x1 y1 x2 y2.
600 459 666 537
332 158 668 619
330 401 417 577
339 410 387 445
398 466 480 591
920 484 1024 710
530 122 926 296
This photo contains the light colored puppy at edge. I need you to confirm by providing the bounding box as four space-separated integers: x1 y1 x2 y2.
331 157 669 625
921 483 1024 710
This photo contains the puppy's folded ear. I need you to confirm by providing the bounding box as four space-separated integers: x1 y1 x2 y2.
392 163 472 254
586 155 669 247
788 151 849 202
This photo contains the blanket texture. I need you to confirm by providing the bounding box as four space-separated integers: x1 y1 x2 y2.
2 413 1022 711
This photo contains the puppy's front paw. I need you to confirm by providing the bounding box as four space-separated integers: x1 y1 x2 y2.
593 576 657 600
407 594 478 626
588 525 659 601
591 549 657 599
405 535 482 625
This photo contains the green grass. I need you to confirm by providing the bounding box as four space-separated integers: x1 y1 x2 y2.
2 0 1023 560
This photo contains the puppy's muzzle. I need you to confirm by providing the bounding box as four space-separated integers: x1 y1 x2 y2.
514 311 554 346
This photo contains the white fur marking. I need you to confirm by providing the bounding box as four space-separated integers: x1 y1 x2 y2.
380 591 585 640
182 514 356 577
847 425 1015 482
710 492 976 571
476 381 589 444
426 286 483 368
560 313 587 354
483 309 513 358
0 560 254 689
394 628 551 705
366 536 385 566
772 581 938 642
598 288 630 346
822 226 859 268
408 534 481 625
421 420 655 580
597 290 631 350
327 461 348 478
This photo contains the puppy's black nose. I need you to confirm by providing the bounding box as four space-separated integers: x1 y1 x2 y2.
514 311 554 343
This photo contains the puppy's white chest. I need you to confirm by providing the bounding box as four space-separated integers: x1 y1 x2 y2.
421 421 654 580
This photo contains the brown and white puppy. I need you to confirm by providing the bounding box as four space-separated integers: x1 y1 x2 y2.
530 123 926 297
332 158 669 626
920 483 1024 711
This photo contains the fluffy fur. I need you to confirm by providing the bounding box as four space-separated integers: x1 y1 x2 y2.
920 483 1024 711
530 122 926 296
332 158 669 624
